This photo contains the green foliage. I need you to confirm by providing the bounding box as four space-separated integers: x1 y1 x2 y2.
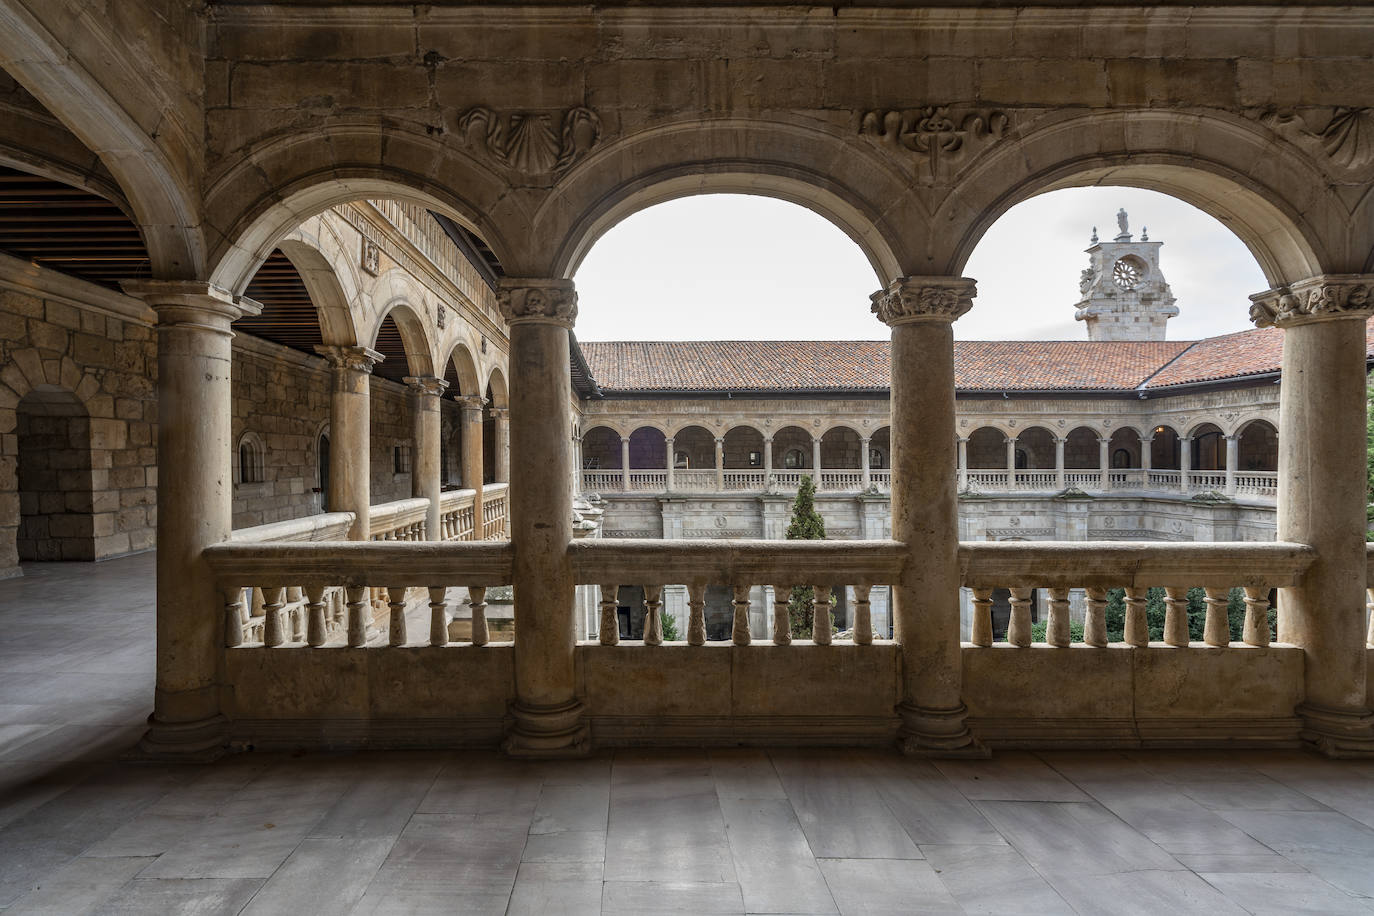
786 476 826 638
660 608 680 642
1030 620 1084 642
1094 586 1275 643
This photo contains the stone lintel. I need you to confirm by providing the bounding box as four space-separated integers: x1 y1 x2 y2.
871 276 977 327
1249 275 1374 329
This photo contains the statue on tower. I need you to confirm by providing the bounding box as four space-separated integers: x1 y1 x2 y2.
1116 208 1130 240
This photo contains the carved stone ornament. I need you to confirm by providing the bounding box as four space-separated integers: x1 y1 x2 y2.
404 376 449 397
314 345 383 373
870 277 977 326
859 107 1009 178
1259 107 1374 172
361 238 380 276
459 106 601 176
496 279 578 328
1249 276 1374 329
436 303 447 330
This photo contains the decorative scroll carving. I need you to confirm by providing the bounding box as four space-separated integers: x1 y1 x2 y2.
870 277 977 326
314 345 383 373
859 107 1008 177
497 279 578 328
1249 276 1374 328
404 376 449 397
1257 107 1374 171
459 106 601 175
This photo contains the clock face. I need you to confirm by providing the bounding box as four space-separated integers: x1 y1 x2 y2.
1113 258 1143 290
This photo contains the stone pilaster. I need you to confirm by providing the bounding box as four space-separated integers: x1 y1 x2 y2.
1251 275 1374 755
497 278 587 756
871 276 986 757
122 280 261 760
315 345 383 541
406 376 448 540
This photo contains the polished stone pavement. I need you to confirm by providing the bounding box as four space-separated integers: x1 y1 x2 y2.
3 555 1374 914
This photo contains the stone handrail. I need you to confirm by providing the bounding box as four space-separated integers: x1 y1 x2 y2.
368 497 430 541
230 512 355 543
961 541 1315 589
204 541 514 588
568 538 907 584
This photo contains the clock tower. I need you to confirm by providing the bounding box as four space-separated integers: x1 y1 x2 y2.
1073 209 1178 341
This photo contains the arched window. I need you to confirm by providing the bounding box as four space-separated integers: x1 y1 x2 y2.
868 447 885 470
1112 448 1131 469
237 433 265 485
784 448 806 469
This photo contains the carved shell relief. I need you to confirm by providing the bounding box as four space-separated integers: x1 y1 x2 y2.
459 107 602 176
1257 107 1374 172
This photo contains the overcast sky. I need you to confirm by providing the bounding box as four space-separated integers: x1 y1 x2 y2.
572 188 1268 342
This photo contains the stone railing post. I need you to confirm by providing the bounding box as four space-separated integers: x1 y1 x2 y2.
315 345 382 540
490 406 510 483
1252 276 1374 755
498 278 587 755
406 376 448 540
122 280 261 759
456 394 487 533
872 276 985 757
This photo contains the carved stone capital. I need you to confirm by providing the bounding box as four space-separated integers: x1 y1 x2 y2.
121 280 261 332
1250 275 1374 329
314 345 384 373
487 407 510 421
404 375 448 398
871 277 976 327
497 279 578 328
455 394 488 411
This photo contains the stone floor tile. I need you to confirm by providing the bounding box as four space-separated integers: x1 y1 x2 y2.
819 858 961 916
933 752 1093 802
86 877 264 916
973 800 1183 877
719 797 837 914
241 837 395 915
82 813 204 858
1247 754 1374 831
1215 809 1374 898
520 830 607 863
710 748 787 800
1122 751 1330 812
920 844 1073 914
309 756 442 839
1170 852 1309 874
531 783 610 835
1198 871 1374 914
3 854 153 916
601 880 745 915
506 861 604 916
1046 869 1250 915
860 754 1007 846
605 789 737 884
771 751 921 859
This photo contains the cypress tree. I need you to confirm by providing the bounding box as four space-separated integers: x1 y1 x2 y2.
785 475 827 638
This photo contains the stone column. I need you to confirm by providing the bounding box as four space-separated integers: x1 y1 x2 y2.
763 437 774 488
315 345 382 541
715 436 725 490
456 395 487 531
1005 436 1017 485
1141 436 1153 475
620 436 631 490
490 407 510 483
872 277 985 757
861 436 872 489
1252 277 1374 755
956 436 968 491
122 281 261 759
1054 436 1066 490
812 436 823 490
570 434 582 498
665 436 675 491
1224 434 1239 497
498 278 587 755
1098 437 1110 490
406 376 448 540
1179 436 1192 493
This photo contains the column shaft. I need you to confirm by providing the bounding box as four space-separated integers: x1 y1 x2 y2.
620 437 631 490
407 376 447 540
1055 437 1066 490
763 438 774 487
458 396 486 533
956 437 968 491
1098 437 1110 490
1225 435 1239 497
716 437 725 490
812 437 823 490
318 347 380 541
861 437 872 488
1180 437 1192 493
492 407 510 483
665 436 675 491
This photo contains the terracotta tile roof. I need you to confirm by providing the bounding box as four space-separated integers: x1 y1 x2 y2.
577 321 1374 395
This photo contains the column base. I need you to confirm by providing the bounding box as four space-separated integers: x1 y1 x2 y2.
502 698 591 758
131 712 229 763
1297 701 1374 758
896 701 989 758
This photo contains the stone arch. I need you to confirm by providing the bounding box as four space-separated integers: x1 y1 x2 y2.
1150 424 1183 470
1014 426 1056 469
1236 418 1278 472
273 218 365 347
204 128 521 292
1189 422 1227 471
485 365 508 409
580 425 623 471
771 425 814 470
966 426 1007 469
942 110 1339 288
820 426 863 469
541 117 917 284
627 426 667 471
1108 427 1143 469
369 301 435 379
443 342 482 397
234 430 267 486
869 426 892 470
1064 426 1101 469
721 425 765 470
671 425 716 470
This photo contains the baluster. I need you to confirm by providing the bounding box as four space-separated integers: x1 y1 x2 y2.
599 584 620 646
1007 587 1033 647
469 586 489 647
1084 586 1108 647
262 587 286 647
687 583 706 646
387 586 408 646
1367 587 1374 648
731 584 752 646
1203 586 1230 647
1244 586 1271 647
771 584 791 646
428 586 448 647
1124 587 1148 647
1046 587 1071 647
813 585 832 646
346 585 369 647
1163 586 1189 647
969 587 993 647
223 586 245 648
643 585 664 646
853 584 873 645
305 585 328 647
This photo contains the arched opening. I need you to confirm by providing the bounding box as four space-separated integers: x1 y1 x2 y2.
483 382 498 484
869 427 891 470
967 427 1007 469
1190 423 1226 471
1064 427 1101 470
820 427 862 470
1151 426 1182 470
442 345 482 489
672 426 716 472
580 427 622 471
318 433 331 511
1237 420 1278 472
722 426 765 470
369 308 430 503
771 426 814 472
16 388 94 562
1015 427 1056 469
1109 428 1143 469
628 426 667 470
